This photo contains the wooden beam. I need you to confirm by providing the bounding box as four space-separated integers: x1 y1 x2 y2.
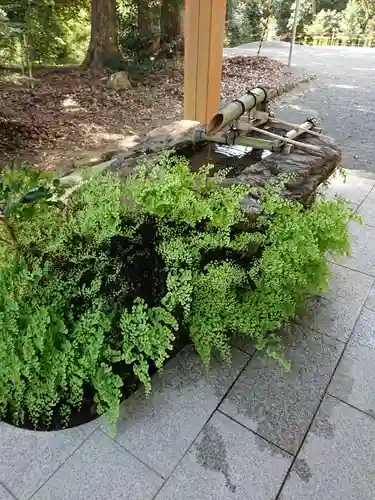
184 0 227 124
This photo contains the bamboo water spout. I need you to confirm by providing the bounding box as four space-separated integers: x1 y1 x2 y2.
205 87 267 136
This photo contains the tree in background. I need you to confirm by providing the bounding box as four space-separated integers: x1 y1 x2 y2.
340 0 375 38
305 8 341 36
160 0 182 48
0 0 91 66
339 0 365 36
137 0 153 38
224 0 375 45
278 0 349 38
303 0 375 41
362 0 375 35
273 0 294 34
257 1 276 53
287 0 313 36
225 0 264 46
83 0 125 69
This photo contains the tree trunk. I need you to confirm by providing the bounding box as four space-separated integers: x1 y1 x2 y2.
161 0 182 48
138 0 153 38
83 0 125 71
311 0 317 16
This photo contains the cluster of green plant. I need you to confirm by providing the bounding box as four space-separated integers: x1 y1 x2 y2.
304 9 341 37
0 0 91 67
224 0 374 46
0 153 355 430
117 26 166 78
116 0 184 78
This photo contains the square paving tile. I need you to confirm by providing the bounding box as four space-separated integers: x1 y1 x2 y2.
365 282 375 311
279 395 375 500
103 345 249 478
155 411 292 500
299 263 374 341
0 484 15 500
0 419 99 500
355 189 375 227
231 334 256 355
220 324 343 454
323 170 374 205
328 307 375 416
33 429 163 500
333 222 375 276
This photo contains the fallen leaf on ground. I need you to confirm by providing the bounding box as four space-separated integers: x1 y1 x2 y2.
0 56 305 170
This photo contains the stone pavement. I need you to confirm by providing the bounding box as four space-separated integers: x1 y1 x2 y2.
2 169 375 500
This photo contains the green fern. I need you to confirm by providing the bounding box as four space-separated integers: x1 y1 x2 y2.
120 298 178 394
0 154 355 428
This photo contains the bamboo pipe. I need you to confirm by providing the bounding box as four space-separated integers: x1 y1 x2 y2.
282 120 314 153
284 120 314 141
206 87 267 136
238 117 317 139
247 125 321 152
270 117 332 140
201 132 279 151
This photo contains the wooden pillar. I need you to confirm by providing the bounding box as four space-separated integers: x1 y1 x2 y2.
184 0 227 124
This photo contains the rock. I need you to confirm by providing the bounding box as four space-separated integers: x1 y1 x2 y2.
107 71 131 91
61 119 341 218
144 120 202 152
111 120 340 213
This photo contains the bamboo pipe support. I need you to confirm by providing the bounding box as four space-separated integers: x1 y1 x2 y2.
247 125 321 152
206 87 267 136
201 132 279 151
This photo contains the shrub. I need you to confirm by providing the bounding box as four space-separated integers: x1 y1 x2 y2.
0 153 355 429
118 27 167 78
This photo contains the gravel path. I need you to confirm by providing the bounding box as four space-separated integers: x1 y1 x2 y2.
225 41 375 172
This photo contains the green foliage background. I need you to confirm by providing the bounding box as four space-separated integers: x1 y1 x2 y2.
0 0 374 69
0 153 355 429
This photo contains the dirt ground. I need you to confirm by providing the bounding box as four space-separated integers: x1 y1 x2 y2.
0 56 305 171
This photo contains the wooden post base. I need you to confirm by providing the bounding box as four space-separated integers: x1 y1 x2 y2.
184 0 227 124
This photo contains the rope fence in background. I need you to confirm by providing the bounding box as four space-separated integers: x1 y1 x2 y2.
297 34 375 48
